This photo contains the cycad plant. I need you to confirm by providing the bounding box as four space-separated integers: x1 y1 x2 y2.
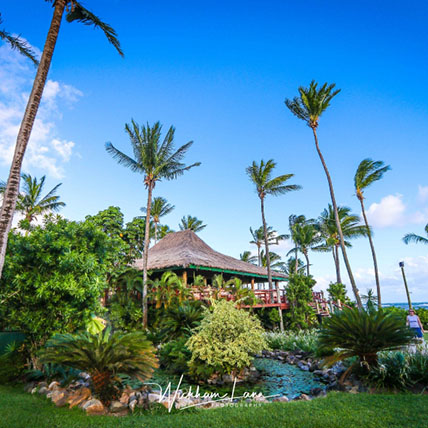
39 329 158 405
354 158 390 307
179 215 206 232
403 223 428 245
318 307 414 369
285 81 362 308
106 121 200 327
141 197 174 243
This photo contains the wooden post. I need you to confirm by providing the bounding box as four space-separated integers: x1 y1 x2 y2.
182 270 188 286
251 278 255 291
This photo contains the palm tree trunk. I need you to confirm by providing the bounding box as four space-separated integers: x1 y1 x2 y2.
333 245 342 283
304 250 310 276
311 128 362 308
260 197 284 332
359 197 381 307
154 221 158 244
0 0 66 279
142 183 154 328
257 244 261 267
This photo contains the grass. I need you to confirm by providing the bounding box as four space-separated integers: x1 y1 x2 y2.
1 385 428 428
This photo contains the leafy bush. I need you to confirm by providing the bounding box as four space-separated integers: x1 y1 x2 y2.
0 342 26 384
327 282 350 304
159 337 192 374
264 330 319 355
319 307 414 368
39 328 158 404
256 308 282 330
25 363 81 387
407 351 428 385
186 300 267 380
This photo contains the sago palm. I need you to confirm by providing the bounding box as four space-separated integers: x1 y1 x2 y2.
0 0 123 279
179 215 206 232
141 196 174 243
403 223 428 245
250 225 288 266
106 121 200 327
246 159 301 331
285 81 362 308
39 328 158 405
354 158 390 307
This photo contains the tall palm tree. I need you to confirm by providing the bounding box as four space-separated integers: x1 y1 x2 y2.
239 250 258 265
246 159 301 331
285 81 363 308
249 226 288 266
288 215 307 273
141 196 174 243
287 222 321 276
0 13 38 65
282 256 305 275
403 223 428 245
106 120 200 328
179 215 206 232
260 249 285 270
0 174 65 228
0 0 123 279
354 158 390 308
315 205 369 285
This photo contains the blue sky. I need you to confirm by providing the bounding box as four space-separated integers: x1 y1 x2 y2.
1 0 428 302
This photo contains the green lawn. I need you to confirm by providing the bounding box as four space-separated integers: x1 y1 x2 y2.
1 385 427 428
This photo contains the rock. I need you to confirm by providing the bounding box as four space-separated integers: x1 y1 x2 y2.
253 395 268 403
83 399 106 415
48 381 60 391
175 397 194 410
24 382 35 393
277 356 284 361
273 395 289 402
31 387 38 395
38 387 49 395
129 399 138 412
298 393 311 401
310 387 324 397
148 393 161 403
349 386 359 394
50 389 68 407
38 381 48 388
110 400 128 413
67 387 92 408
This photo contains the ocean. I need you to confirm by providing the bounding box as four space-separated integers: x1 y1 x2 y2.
383 302 428 310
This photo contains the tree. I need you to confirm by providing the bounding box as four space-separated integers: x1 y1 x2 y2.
282 256 305 275
403 223 428 245
285 81 362 308
250 226 288 266
141 196 174 243
0 0 123 279
315 205 369 285
239 250 258 265
0 174 65 230
354 158 390 308
327 282 350 305
246 159 301 331
260 249 285 270
0 13 38 65
106 121 200 328
288 215 307 273
179 215 206 232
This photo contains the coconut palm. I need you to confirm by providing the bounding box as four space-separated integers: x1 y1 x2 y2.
141 197 174 243
0 174 65 229
106 121 200 328
403 223 428 245
315 205 369 285
288 215 307 273
246 159 301 331
240 250 258 265
250 226 288 266
0 1 123 279
179 215 206 232
0 13 38 65
285 81 362 308
282 256 306 276
354 158 390 308
260 249 285 270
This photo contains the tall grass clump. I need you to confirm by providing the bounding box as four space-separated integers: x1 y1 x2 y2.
264 330 319 355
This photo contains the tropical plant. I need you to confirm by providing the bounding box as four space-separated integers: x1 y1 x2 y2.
39 329 158 405
354 159 390 307
260 249 285 270
186 300 267 380
250 226 288 266
0 13 38 65
239 250 258 264
285 81 362 308
282 256 305 275
148 271 190 310
318 307 414 369
0 341 26 384
403 223 428 245
327 282 350 305
159 336 192 374
288 215 307 273
0 0 123 279
246 159 301 331
141 196 174 243
315 205 369 284
179 215 206 232
362 288 378 313
263 330 320 355
0 174 65 230
106 121 200 327
225 277 258 307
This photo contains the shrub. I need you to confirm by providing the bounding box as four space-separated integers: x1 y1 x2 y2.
327 282 350 304
159 337 192 374
407 351 428 385
186 300 267 380
0 342 26 384
264 330 319 355
39 328 158 405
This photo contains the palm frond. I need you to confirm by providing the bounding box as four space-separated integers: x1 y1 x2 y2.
105 142 142 173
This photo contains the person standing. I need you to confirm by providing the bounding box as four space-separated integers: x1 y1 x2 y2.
406 309 425 340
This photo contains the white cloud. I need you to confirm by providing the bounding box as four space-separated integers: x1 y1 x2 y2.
0 43 82 178
418 185 428 203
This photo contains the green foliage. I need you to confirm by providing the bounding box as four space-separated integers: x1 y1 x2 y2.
285 274 316 330
263 330 319 355
383 307 428 329
149 271 190 309
256 307 281 330
179 215 206 232
25 363 81 387
0 218 112 345
319 307 415 368
187 300 267 379
327 282 350 304
0 342 26 384
159 337 192 374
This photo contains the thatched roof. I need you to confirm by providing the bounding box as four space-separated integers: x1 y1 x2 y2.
134 230 287 281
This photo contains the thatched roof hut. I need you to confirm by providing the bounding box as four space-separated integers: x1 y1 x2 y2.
134 230 287 283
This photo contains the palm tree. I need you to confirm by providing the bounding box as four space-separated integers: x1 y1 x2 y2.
0 1 123 279
260 249 285 270
287 222 321 276
141 196 174 243
315 205 369 285
0 13 38 65
240 250 258 265
288 215 307 273
106 120 200 328
250 226 288 266
179 215 206 232
354 158 390 308
282 256 305 275
403 223 428 245
285 81 363 308
246 159 301 331
0 174 65 229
